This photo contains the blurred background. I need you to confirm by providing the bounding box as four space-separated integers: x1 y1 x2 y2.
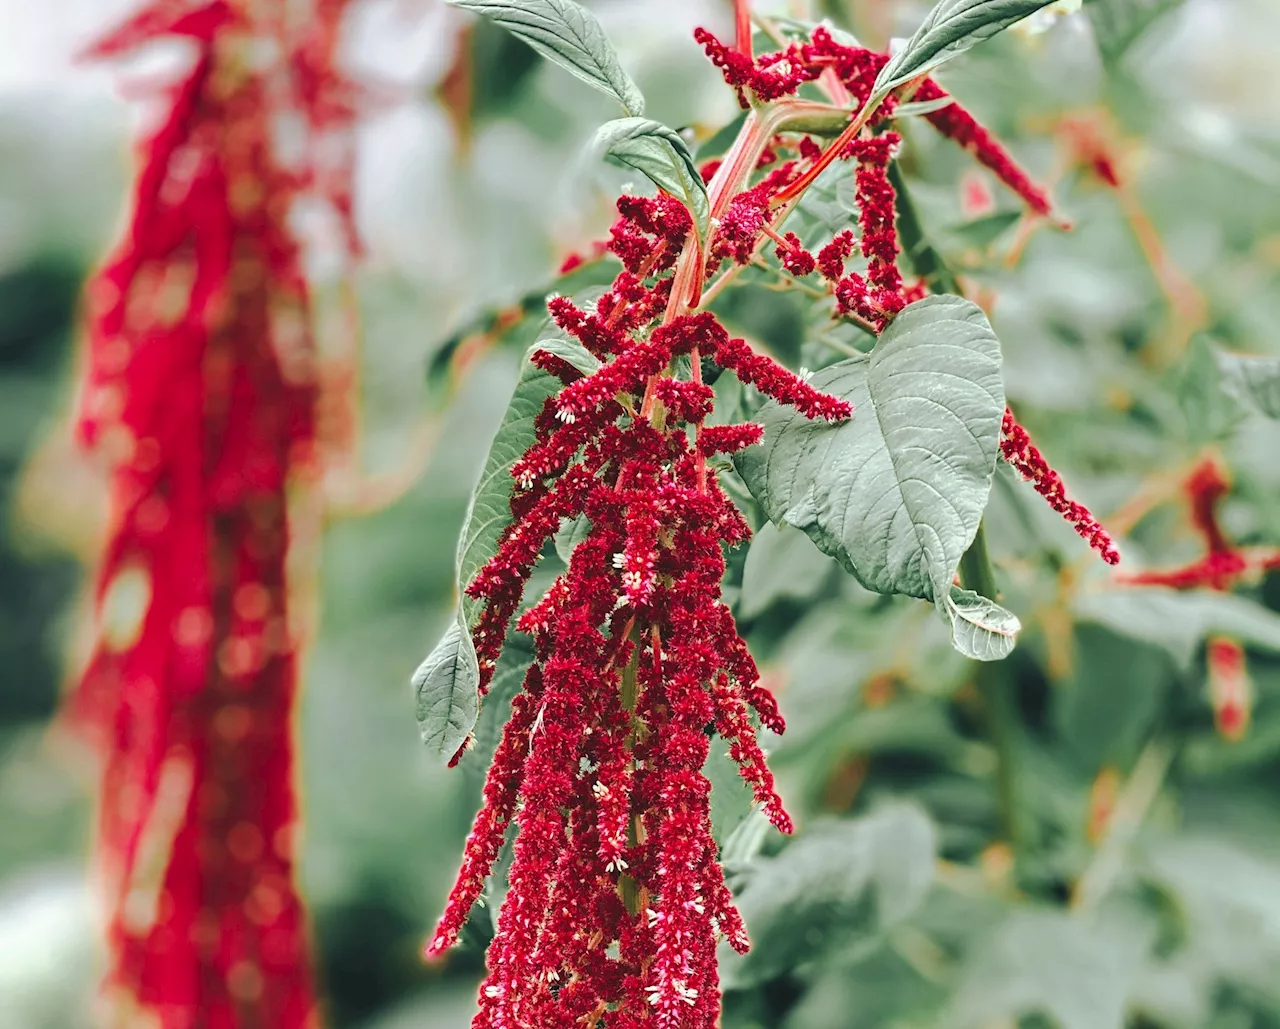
3 1 1280 1027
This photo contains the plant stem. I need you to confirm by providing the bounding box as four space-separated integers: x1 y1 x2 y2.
1071 737 1173 915
619 628 642 916
959 524 1024 853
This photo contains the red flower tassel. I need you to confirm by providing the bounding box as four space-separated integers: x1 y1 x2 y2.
69 1 363 1023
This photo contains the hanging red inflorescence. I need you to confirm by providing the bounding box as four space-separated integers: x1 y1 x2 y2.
428 188 850 1023
999 410 1120 564
71 0 363 1024
429 18 1123 1028
1118 457 1280 739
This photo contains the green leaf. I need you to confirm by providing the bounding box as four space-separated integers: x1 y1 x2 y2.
738 521 835 620
464 631 536 790
945 910 1134 1029
456 337 600 632
1085 0 1185 66
1212 346 1280 419
448 0 645 116
413 615 481 760
1177 336 1240 443
1075 587 1280 668
940 209 1024 251
416 338 597 764
721 803 937 988
553 513 592 565
594 117 710 244
737 294 1005 610
871 0 1058 104
945 586 1021 661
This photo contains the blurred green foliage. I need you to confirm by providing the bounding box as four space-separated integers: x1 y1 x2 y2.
4 0 1280 1027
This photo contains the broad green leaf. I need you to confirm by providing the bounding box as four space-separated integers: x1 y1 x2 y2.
945 586 1021 661
721 803 936 988
1056 624 1172 769
737 294 1005 611
456 338 600 632
594 117 710 244
1085 0 1185 66
871 0 1059 104
1213 347 1280 419
448 0 645 116
1075 587 1280 668
413 615 481 760
738 521 835 620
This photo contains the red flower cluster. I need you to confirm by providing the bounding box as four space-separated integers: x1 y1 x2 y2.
428 182 851 1026
696 25 1056 218
1117 457 1280 741
71 1 364 1023
999 409 1120 564
1121 457 1280 590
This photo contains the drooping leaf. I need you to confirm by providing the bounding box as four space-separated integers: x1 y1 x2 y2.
737 295 1005 610
1076 587 1280 668
413 615 482 760
945 586 1021 661
456 337 600 632
871 0 1059 104
594 117 710 243
416 339 597 763
721 803 937 988
1212 346 1280 420
448 0 645 116
1085 0 1185 67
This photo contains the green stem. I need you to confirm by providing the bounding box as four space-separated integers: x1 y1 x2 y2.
618 630 642 916
892 160 1024 856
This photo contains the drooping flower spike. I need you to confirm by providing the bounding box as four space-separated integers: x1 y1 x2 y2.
429 11 1111 1028
70 1 366 1024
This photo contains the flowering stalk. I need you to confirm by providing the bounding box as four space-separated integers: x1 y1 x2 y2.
423 10 1111 1026
70 1 364 1023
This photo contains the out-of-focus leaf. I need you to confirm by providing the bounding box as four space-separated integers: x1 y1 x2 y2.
944 909 1135 1029
871 0 1059 104
448 0 645 116
594 117 709 242
1056 624 1173 770
737 295 1005 657
1213 346 1280 420
413 615 481 760
738 521 835 620
1085 0 1186 66
1177 335 1241 442
1075 588 1280 668
940 209 1024 251
721 803 936 988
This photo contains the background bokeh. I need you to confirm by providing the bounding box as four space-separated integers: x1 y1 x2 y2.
4 1 1280 1027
